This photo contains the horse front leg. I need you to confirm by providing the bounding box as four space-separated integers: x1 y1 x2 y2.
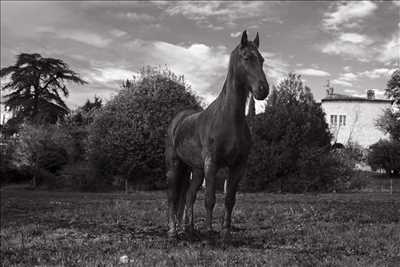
204 157 217 236
183 168 204 237
222 161 247 241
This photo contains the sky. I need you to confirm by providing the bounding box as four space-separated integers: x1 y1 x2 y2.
1 1 399 112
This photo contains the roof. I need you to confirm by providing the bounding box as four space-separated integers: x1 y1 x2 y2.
321 93 393 103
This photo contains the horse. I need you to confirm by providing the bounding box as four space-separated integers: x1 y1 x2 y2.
165 30 269 240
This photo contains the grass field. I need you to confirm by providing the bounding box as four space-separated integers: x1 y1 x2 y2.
1 187 399 266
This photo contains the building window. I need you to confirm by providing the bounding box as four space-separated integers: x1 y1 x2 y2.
339 115 346 126
330 115 337 126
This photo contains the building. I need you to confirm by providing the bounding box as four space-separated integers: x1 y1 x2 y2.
321 87 392 148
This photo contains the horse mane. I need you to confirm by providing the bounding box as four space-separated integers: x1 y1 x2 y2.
210 45 249 114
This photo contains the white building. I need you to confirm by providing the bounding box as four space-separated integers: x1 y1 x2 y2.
321 88 392 148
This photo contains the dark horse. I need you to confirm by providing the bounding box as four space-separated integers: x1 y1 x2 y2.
165 31 269 239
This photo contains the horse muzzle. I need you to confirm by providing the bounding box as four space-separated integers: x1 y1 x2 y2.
253 82 269 100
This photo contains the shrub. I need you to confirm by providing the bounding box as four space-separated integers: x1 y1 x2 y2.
13 123 70 187
368 139 400 176
87 66 201 189
242 73 338 193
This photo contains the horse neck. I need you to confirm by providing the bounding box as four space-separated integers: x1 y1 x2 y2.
217 60 249 123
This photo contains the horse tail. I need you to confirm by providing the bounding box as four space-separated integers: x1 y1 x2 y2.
165 112 192 226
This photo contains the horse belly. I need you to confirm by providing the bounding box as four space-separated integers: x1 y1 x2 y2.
175 137 203 168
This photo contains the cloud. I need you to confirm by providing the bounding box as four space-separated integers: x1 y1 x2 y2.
338 32 374 44
344 89 357 94
37 27 112 48
62 31 112 48
88 68 138 84
359 68 396 79
261 52 289 84
332 68 395 88
331 72 358 87
323 1 377 30
373 89 386 97
116 12 156 22
331 79 353 87
321 31 399 63
321 38 373 62
110 29 127 38
296 68 330 77
122 39 230 101
379 33 400 63
161 1 277 28
340 72 358 81
343 66 351 72
230 31 242 38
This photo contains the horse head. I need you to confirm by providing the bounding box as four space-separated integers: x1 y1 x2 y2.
235 30 269 100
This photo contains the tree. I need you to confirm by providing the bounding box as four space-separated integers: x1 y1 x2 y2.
13 123 69 187
87 66 201 190
0 53 87 125
244 73 335 192
368 139 400 176
385 69 400 107
369 69 400 176
376 108 400 142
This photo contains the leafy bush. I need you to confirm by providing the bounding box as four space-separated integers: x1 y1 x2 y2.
87 66 201 189
368 139 400 176
242 73 345 193
13 123 70 186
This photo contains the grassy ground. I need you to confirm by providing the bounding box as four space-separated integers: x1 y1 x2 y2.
1 188 399 266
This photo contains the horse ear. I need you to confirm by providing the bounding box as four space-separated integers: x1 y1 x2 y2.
241 30 248 47
254 32 259 48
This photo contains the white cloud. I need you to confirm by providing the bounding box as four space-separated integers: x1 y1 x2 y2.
359 68 396 79
36 27 113 48
161 1 277 27
261 52 289 83
296 68 330 77
321 39 373 61
343 66 351 72
230 31 242 38
323 1 377 30
116 12 156 22
89 68 138 84
339 32 373 44
379 33 400 63
122 39 230 101
373 89 386 97
331 79 353 87
340 72 358 81
62 30 111 48
344 89 357 94
110 29 127 38
321 31 399 63
331 72 358 87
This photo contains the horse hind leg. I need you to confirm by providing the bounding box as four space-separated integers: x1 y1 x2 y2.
166 148 190 237
166 144 181 237
176 165 190 229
